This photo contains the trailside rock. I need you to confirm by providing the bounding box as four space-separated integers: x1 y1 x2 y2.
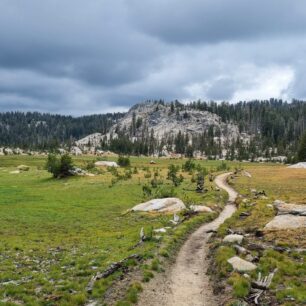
223 234 244 244
95 161 118 167
264 215 306 230
227 256 257 272
10 170 20 174
17 165 30 171
190 205 213 213
132 198 186 213
273 200 306 216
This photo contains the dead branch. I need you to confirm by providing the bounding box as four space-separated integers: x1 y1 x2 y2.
86 254 142 293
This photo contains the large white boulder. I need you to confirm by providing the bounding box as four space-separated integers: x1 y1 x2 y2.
227 256 257 272
95 161 118 167
287 162 306 169
132 198 186 213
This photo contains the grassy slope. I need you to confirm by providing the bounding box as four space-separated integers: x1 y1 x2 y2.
214 165 306 306
0 155 229 306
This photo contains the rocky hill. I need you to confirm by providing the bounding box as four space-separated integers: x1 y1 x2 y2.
76 101 249 155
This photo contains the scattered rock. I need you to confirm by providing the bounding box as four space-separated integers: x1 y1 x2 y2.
153 228 167 233
170 213 180 225
69 167 88 176
234 244 248 255
227 256 257 272
86 173 95 177
243 171 252 178
150 160 156 164
95 161 118 167
10 170 20 174
247 243 265 251
190 205 213 213
264 215 306 230
240 212 251 218
17 165 30 171
245 254 255 262
264 200 306 230
70 146 83 156
273 200 306 216
223 234 244 244
132 198 186 213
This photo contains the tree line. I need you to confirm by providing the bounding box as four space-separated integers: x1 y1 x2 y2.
0 111 124 150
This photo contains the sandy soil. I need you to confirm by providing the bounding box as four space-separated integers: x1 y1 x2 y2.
136 172 238 306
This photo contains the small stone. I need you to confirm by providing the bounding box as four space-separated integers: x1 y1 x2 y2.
234 244 247 254
153 228 167 233
223 234 244 244
227 256 257 272
17 165 30 171
245 254 254 262
190 205 213 213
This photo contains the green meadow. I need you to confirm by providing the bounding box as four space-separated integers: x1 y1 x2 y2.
0 155 229 305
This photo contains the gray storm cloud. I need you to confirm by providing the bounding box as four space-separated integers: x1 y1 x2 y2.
0 0 305 115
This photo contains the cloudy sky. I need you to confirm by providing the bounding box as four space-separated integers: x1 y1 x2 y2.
1 0 306 115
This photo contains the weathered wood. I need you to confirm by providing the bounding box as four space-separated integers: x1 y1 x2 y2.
86 254 142 293
249 269 277 304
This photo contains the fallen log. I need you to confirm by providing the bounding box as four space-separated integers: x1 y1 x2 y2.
86 254 142 293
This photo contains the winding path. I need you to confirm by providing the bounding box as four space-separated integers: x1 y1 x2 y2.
137 172 238 306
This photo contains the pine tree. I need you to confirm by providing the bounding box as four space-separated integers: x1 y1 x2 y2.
297 131 306 162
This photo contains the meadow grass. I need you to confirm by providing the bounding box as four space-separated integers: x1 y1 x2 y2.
0 155 232 305
214 165 306 305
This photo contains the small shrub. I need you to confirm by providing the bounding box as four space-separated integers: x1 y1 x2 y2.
85 160 95 170
167 164 183 186
217 161 230 171
155 185 176 198
150 259 160 271
144 171 152 178
142 185 152 197
182 159 196 172
228 274 250 298
45 153 74 178
215 246 235 277
142 270 154 282
118 156 131 167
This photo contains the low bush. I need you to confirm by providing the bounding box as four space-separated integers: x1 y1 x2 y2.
118 156 131 167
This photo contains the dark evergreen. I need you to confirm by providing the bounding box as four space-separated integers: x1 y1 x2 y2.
297 131 306 162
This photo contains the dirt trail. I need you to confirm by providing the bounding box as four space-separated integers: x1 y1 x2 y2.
137 172 237 306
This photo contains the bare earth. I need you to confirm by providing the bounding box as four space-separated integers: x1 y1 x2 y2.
137 172 238 306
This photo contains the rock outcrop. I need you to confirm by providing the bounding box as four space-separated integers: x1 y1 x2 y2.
76 102 249 154
264 200 306 230
287 162 306 169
